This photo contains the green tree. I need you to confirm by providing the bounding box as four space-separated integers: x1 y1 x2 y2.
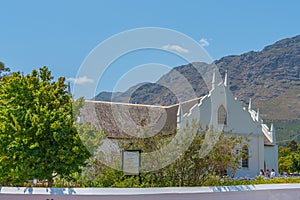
0 67 90 185
80 124 245 187
0 61 10 78
287 140 298 152
148 128 245 187
279 140 300 173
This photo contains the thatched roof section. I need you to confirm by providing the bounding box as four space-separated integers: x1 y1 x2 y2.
180 98 202 115
81 98 201 139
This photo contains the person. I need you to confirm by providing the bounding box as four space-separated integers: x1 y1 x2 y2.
259 169 265 176
265 168 270 178
270 169 276 178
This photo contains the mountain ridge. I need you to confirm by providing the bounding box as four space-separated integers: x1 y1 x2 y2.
95 35 300 121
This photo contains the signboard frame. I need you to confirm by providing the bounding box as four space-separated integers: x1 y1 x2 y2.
122 150 141 175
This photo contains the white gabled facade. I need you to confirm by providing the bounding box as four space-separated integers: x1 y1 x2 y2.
177 71 278 178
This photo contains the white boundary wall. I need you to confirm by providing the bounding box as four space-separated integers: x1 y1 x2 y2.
0 184 300 196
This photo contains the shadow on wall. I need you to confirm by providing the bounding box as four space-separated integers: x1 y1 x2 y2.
47 188 77 195
210 185 255 192
21 187 77 195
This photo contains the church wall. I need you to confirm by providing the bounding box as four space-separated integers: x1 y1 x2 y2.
196 85 262 135
211 86 265 177
179 84 266 178
223 87 262 135
234 136 265 178
198 96 211 128
264 145 279 174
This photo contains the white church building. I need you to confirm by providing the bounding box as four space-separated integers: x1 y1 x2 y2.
81 71 278 178
176 71 278 177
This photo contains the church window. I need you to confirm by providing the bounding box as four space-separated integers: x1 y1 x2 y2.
242 146 249 168
217 105 227 125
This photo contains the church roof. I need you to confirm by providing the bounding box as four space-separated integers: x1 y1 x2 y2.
81 96 274 146
80 98 201 139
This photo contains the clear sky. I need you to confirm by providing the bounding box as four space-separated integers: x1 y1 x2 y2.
1 0 300 97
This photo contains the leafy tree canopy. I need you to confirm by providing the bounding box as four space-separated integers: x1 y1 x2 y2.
0 61 10 78
0 67 90 185
279 140 300 173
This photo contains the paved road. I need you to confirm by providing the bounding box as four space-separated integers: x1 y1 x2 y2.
1 189 299 200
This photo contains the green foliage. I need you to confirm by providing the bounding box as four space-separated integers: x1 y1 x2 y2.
0 61 10 78
212 176 300 186
74 125 245 187
75 122 107 155
278 140 300 173
72 97 108 154
52 172 300 188
0 67 90 185
287 140 298 152
50 125 300 188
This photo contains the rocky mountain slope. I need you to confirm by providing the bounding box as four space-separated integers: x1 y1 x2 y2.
95 35 300 121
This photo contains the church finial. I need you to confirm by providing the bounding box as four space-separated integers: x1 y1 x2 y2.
177 104 182 118
224 70 228 87
271 123 276 143
270 123 274 132
212 70 216 90
177 104 183 128
248 98 252 111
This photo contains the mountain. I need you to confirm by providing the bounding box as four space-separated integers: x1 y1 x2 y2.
95 35 300 121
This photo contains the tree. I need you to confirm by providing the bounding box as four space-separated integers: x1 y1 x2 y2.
0 67 90 185
147 127 245 186
279 140 300 173
0 61 10 78
287 140 298 152
80 124 245 187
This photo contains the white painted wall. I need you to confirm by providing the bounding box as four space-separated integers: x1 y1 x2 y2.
264 145 279 174
178 83 269 177
1 185 300 200
234 136 265 178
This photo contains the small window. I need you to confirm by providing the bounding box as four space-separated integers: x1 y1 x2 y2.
242 146 249 168
218 105 227 125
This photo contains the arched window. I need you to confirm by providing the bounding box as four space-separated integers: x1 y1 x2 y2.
218 105 227 125
242 146 249 168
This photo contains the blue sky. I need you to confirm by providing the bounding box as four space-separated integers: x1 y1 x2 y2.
1 0 300 97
